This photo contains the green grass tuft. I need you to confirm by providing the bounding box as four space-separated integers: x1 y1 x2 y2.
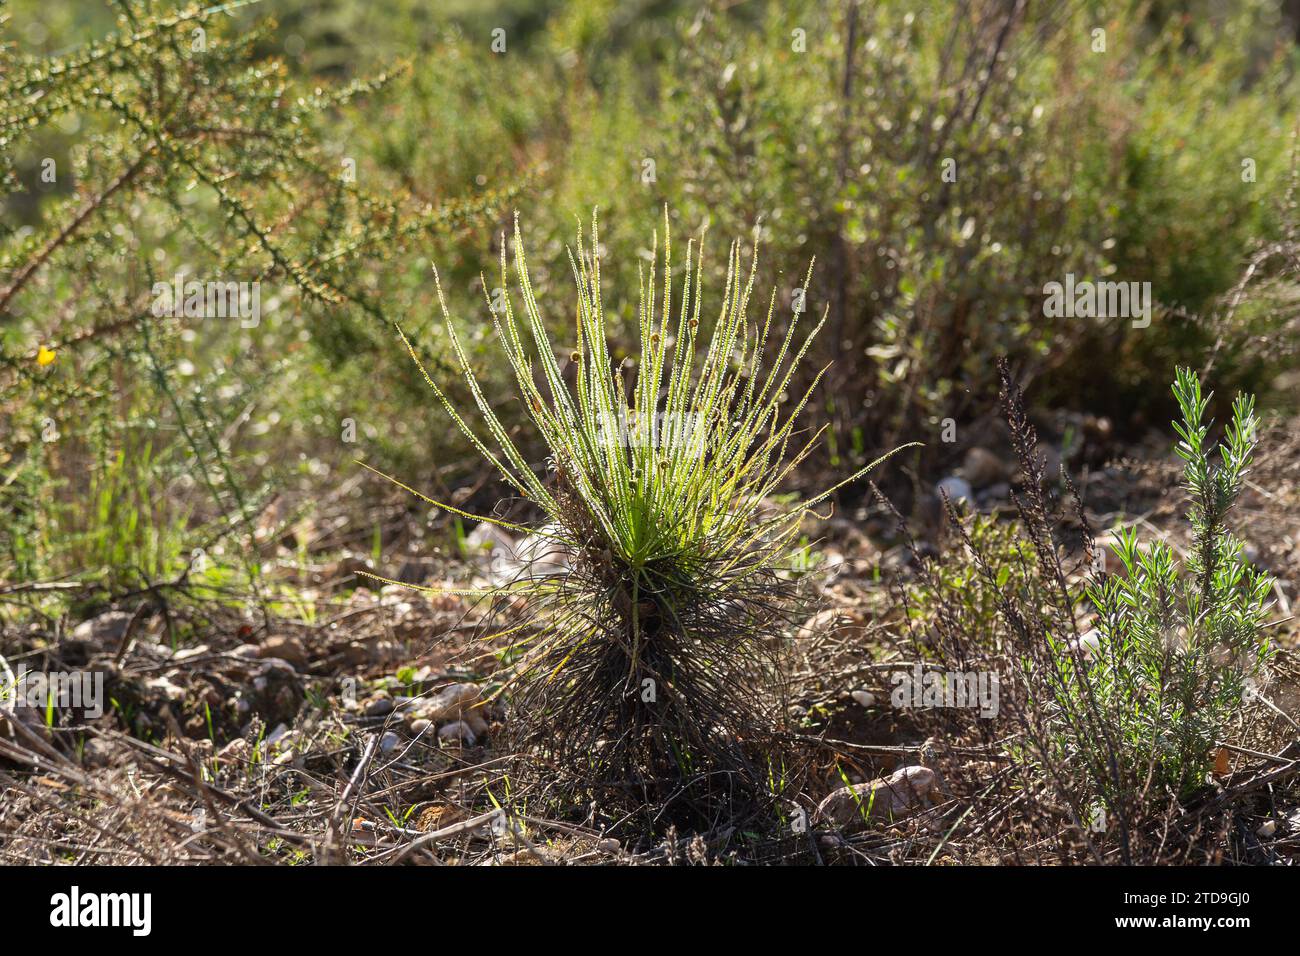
383 211 912 824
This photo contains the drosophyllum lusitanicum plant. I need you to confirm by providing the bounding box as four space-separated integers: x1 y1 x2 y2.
369 212 912 822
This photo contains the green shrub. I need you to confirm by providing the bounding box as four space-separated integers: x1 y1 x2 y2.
0 0 509 595
638 1 1300 454
1056 368 1273 800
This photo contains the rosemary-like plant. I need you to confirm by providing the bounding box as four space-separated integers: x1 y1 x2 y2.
1071 368 1273 798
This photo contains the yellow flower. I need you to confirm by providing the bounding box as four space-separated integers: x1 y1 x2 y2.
36 346 56 366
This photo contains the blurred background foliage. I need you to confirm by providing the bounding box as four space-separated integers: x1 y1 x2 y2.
2 0 1298 607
